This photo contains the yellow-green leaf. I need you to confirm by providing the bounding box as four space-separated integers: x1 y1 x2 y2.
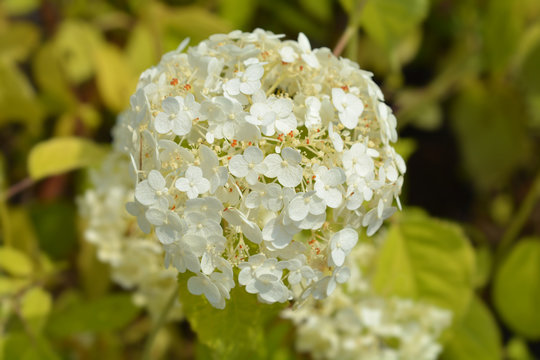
93 43 137 112
125 24 158 76
219 0 257 28
178 273 284 359
54 20 102 85
0 276 31 296
361 0 429 53
28 137 108 180
483 0 524 73
493 238 540 339
0 246 33 277
442 297 502 360
152 4 233 52
451 81 531 191
46 294 140 337
20 287 52 334
373 211 475 321
0 60 44 126
0 22 40 62
1 0 39 15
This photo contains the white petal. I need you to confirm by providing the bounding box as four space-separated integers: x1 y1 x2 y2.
229 155 248 178
135 181 156 205
195 178 210 195
281 147 302 164
288 197 308 221
245 191 261 209
154 112 172 134
240 80 260 95
335 228 358 251
278 164 303 188
145 208 165 226
298 32 311 52
175 178 190 192
162 96 179 114
301 53 320 68
172 113 192 136
263 154 282 178
156 224 177 244
243 146 263 164
242 221 263 244
245 65 264 81
148 170 166 190
279 46 298 62
331 248 345 267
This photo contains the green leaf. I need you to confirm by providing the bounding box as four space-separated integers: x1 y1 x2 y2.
393 138 417 163
0 332 60 360
27 137 108 180
219 0 257 28
473 245 493 289
0 277 31 296
46 294 140 337
493 238 540 339
0 60 44 126
20 287 52 334
519 39 540 95
93 42 137 112
372 211 475 320
299 0 332 22
1 0 40 15
0 246 33 277
506 337 534 360
53 20 102 85
29 202 77 260
451 81 531 191
483 0 524 73
0 22 40 62
178 273 284 359
125 24 158 76
442 297 502 360
361 0 429 52
32 42 77 115
153 5 233 52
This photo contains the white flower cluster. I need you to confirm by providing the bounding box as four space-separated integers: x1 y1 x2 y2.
283 242 452 360
78 153 182 320
115 29 406 309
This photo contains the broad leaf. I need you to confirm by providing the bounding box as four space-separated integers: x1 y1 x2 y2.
442 297 502 360
483 0 524 73
0 246 33 277
178 273 284 359
451 81 531 191
28 137 107 180
20 287 52 334
361 0 429 52
46 294 140 337
493 239 540 339
373 211 475 321
93 43 137 112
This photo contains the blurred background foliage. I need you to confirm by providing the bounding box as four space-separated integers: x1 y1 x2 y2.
0 0 540 359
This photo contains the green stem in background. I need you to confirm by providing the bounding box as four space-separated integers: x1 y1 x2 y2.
333 0 367 58
142 283 180 360
496 171 540 262
333 25 357 57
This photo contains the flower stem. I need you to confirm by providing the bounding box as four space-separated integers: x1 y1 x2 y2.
333 25 357 57
142 283 180 360
333 0 367 57
496 171 540 262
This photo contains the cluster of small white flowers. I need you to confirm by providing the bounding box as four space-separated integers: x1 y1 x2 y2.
116 29 406 309
78 152 183 320
283 241 452 360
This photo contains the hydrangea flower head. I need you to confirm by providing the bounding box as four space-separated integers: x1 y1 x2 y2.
116 29 406 309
